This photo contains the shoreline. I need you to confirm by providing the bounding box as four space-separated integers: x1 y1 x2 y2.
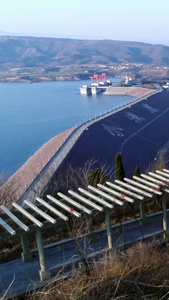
0 77 89 84
0 127 75 208
0 76 120 84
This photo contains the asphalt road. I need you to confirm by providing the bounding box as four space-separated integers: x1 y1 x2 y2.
0 212 167 298
57 91 169 178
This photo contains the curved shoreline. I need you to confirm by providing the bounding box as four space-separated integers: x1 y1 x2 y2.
0 128 75 207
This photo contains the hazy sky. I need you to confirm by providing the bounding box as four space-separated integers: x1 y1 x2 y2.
0 0 169 45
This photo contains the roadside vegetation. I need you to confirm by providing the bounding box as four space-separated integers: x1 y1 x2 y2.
7 241 169 300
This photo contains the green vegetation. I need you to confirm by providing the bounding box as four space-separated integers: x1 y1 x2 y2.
115 153 125 181
134 166 141 177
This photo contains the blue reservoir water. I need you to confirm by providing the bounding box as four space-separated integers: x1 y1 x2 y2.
0 79 133 178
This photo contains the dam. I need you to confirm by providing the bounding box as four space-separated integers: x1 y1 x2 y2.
79 72 112 95
2 85 165 205
54 87 166 182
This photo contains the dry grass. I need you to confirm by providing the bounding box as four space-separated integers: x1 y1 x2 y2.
22 241 169 300
146 147 169 174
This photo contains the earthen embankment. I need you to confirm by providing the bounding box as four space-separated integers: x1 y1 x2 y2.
0 128 75 208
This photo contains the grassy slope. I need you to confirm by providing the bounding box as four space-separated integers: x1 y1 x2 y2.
26 242 169 300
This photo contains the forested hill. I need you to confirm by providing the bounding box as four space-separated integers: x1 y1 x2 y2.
1 36 169 66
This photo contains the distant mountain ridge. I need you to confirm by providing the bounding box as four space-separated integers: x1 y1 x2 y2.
0 36 169 66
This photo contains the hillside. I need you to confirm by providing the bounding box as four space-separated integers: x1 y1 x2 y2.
1 36 169 67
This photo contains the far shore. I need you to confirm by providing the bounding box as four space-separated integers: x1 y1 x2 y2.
0 76 90 84
0 75 121 84
0 78 80 84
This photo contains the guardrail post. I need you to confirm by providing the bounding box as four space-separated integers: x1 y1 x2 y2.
161 194 168 239
105 208 113 250
36 228 51 281
139 201 146 224
20 233 32 262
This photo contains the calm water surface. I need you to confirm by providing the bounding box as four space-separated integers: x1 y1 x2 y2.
0 79 133 178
